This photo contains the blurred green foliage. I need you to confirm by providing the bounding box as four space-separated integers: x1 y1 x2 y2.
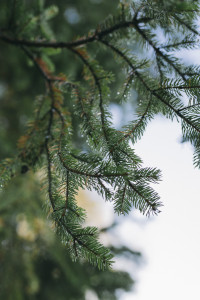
0 0 119 158
1 0 197 298
0 173 139 300
0 1 139 299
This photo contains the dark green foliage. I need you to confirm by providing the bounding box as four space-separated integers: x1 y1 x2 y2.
0 0 200 275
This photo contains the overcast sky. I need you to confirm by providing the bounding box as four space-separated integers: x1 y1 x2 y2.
119 115 200 300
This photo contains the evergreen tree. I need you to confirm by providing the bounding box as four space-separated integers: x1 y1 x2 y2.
0 0 200 285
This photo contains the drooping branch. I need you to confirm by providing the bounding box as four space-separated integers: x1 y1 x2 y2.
61 170 69 217
173 14 199 36
100 39 200 134
134 23 187 81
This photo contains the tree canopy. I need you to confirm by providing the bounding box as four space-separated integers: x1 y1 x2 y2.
0 0 200 293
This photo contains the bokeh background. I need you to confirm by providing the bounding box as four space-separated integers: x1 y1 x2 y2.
0 1 200 299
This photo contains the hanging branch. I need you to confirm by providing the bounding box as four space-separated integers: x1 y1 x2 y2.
55 106 129 178
61 170 69 217
173 14 199 35
99 39 200 134
44 85 55 210
119 184 127 214
134 23 187 81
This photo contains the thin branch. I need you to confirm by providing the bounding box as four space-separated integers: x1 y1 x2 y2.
58 150 129 178
97 178 112 197
23 48 57 211
54 205 81 218
73 239 78 258
58 218 111 268
173 14 199 36
111 100 151 153
0 19 139 49
65 47 109 150
21 45 51 82
134 23 187 81
160 40 196 49
120 184 127 214
136 72 200 133
128 181 159 215
62 170 69 217
100 39 200 134
154 84 200 91
45 141 55 210
178 102 200 112
54 106 129 178
156 56 164 84
100 39 137 71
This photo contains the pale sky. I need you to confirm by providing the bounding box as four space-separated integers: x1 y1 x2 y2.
119 116 200 300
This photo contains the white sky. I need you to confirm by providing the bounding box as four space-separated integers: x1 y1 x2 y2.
119 116 200 300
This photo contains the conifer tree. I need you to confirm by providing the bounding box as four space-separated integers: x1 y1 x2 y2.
0 0 200 272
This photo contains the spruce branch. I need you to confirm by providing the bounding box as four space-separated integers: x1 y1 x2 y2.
61 170 69 217
100 38 200 134
45 97 55 210
178 103 200 112
45 141 55 210
173 14 199 36
127 181 160 216
119 184 127 214
156 56 164 84
111 99 152 151
160 40 196 50
134 23 187 81
136 72 200 133
54 105 129 178
154 84 200 91
58 152 129 178
69 47 110 148
0 18 138 49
